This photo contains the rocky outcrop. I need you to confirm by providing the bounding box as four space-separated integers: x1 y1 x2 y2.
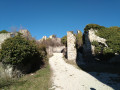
0 63 23 78
67 31 77 61
42 36 47 40
88 29 107 47
83 28 107 56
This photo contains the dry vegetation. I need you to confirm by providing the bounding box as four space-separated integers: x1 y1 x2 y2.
0 62 51 90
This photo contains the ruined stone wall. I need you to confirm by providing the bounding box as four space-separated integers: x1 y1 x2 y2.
83 28 107 56
0 33 14 49
88 29 107 47
46 46 65 56
19 29 32 40
67 31 77 60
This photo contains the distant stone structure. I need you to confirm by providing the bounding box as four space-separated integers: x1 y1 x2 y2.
77 30 81 34
19 29 31 40
46 46 65 56
67 31 77 60
49 35 56 39
49 35 53 39
42 36 47 40
0 30 32 49
0 33 15 49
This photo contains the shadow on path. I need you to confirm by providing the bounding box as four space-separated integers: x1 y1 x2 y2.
76 53 120 90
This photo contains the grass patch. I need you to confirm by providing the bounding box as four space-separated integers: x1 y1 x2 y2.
0 62 51 90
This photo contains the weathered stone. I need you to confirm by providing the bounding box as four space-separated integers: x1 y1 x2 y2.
67 31 77 60
83 28 107 56
0 63 23 78
77 30 81 34
46 46 65 56
0 33 15 49
4 65 13 78
19 29 32 39
42 36 47 40
88 29 107 47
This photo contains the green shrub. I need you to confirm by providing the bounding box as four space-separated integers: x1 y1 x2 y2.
52 35 56 38
37 44 47 60
76 30 83 49
0 30 8 34
91 41 99 47
88 24 120 60
0 35 39 65
61 36 67 46
84 24 105 32
96 26 120 54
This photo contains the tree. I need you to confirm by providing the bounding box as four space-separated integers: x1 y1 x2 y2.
76 30 83 49
0 30 8 34
61 36 67 46
0 35 39 65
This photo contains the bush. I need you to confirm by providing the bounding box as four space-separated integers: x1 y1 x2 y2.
52 35 56 38
0 35 39 65
91 41 99 47
36 44 47 60
84 24 105 32
96 26 120 54
89 24 120 60
61 36 67 46
0 30 8 34
76 30 83 49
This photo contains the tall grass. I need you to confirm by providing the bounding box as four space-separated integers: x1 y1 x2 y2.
0 62 51 90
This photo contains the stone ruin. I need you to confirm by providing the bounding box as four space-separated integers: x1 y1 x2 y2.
67 31 77 61
83 28 107 56
19 29 32 40
46 46 65 56
0 29 31 49
38 35 65 56
42 36 47 40
0 30 32 78
0 33 15 49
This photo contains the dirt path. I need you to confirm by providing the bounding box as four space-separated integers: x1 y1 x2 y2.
49 53 115 90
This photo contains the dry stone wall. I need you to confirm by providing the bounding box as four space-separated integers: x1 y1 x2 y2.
67 31 77 60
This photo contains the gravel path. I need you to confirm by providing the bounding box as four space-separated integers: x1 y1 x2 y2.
49 53 115 90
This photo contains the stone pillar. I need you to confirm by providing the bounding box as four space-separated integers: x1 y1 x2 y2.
67 31 77 60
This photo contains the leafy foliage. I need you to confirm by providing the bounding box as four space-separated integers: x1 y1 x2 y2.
96 26 120 54
0 35 40 65
91 41 99 47
84 24 105 32
52 35 56 38
76 30 83 49
0 30 8 34
89 24 120 60
61 36 67 46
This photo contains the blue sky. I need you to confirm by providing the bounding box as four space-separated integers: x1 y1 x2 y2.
0 0 120 40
